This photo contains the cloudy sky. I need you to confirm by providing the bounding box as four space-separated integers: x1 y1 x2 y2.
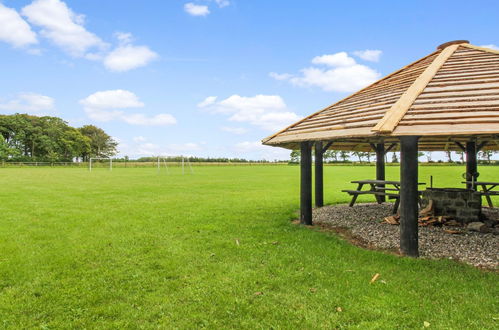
1 0 498 160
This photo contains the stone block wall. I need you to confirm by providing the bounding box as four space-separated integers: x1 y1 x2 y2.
421 188 481 223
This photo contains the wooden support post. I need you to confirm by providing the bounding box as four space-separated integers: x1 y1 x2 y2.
375 143 386 202
466 141 478 190
400 136 419 257
300 142 313 225
315 142 324 208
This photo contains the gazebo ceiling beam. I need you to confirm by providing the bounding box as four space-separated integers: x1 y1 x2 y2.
454 142 466 152
385 143 397 153
477 141 488 151
322 141 334 153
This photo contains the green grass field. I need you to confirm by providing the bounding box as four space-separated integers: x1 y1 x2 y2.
0 165 497 328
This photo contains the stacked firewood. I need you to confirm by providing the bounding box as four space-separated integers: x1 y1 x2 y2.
382 214 461 227
382 200 463 233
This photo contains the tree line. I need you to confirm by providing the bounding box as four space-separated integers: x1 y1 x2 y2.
0 114 117 162
135 156 272 163
290 149 497 164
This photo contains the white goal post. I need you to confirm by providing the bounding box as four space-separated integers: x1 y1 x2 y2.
157 156 170 174
156 156 193 175
89 158 112 172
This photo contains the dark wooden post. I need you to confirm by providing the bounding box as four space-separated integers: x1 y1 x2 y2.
400 136 419 257
465 141 477 190
315 142 324 207
375 143 386 202
300 141 313 225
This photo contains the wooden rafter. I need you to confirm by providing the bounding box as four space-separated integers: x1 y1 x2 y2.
372 44 460 133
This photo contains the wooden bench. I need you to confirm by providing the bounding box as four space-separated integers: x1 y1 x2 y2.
342 179 426 214
342 189 400 213
462 181 499 207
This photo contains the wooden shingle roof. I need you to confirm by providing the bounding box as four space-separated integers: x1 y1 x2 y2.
262 41 499 151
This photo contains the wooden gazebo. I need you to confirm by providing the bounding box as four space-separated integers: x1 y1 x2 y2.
262 40 499 257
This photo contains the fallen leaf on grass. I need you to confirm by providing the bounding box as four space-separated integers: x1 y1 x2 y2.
271 241 279 245
309 288 317 293
423 321 430 327
443 229 461 235
336 307 343 312
235 239 240 246
254 292 263 296
370 273 380 284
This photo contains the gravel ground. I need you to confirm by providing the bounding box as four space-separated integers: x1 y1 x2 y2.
314 203 499 269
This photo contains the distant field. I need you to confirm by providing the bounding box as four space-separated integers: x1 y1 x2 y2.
0 165 497 328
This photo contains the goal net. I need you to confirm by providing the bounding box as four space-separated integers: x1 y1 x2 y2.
156 156 193 175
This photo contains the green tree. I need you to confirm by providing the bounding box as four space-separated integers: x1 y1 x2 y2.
0 135 19 160
445 150 453 163
0 114 112 162
78 125 118 160
479 150 495 164
456 151 465 163
339 151 349 162
323 150 338 163
289 150 300 163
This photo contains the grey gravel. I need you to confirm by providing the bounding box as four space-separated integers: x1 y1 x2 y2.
314 203 499 269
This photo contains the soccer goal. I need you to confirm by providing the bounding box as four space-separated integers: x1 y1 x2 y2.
89 158 113 172
157 156 170 175
156 156 193 175
181 155 194 175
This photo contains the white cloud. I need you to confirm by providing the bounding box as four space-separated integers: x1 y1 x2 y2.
269 72 293 81
80 89 176 126
103 44 158 72
214 0 230 8
221 126 247 134
121 113 176 126
3 1 158 72
133 136 147 143
200 94 301 131
80 89 144 109
22 0 107 57
481 44 499 51
0 3 38 48
115 32 133 44
184 3 210 16
312 52 356 67
290 65 380 93
197 96 217 108
271 51 381 93
0 93 55 114
353 49 382 62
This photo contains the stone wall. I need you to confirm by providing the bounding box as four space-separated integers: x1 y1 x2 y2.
421 188 481 223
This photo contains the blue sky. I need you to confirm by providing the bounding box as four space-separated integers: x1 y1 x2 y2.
1 0 498 160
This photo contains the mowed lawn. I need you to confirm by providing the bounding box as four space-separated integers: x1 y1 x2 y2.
0 165 497 328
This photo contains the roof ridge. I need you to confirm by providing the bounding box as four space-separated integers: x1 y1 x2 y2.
371 44 459 133
262 48 441 144
460 43 499 56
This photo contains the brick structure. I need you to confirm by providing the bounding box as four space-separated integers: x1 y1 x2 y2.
421 188 481 223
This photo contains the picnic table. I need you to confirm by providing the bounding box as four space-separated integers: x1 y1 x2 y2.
462 181 499 207
342 180 426 213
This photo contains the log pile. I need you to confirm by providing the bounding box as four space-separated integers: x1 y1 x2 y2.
382 214 461 228
381 199 463 231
